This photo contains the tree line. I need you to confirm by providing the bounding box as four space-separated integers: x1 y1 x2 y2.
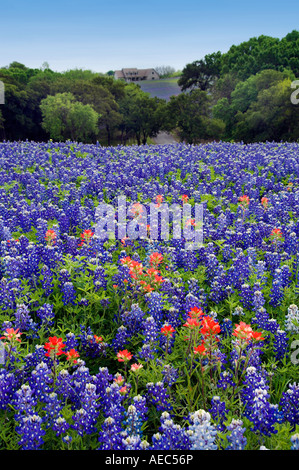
0 30 299 145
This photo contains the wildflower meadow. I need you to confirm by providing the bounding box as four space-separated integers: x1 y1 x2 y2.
0 139 299 452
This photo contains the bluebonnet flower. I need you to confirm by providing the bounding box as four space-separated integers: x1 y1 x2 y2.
55 369 74 402
209 396 229 432
150 411 191 450
43 392 63 427
36 303 55 330
40 264 54 297
161 364 179 387
61 281 77 305
71 407 95 436
142 315 159 344
146 292 164 323
291 433 299 450
217 371 235 391
146 382 172 412
273 329 288 362
124 404 144 437
239 284 253 310
98 416 126 450
52 416 70 436
187 409 218 450
225 419 247 450
13 384 37 419
78 324 108 358
241 366 283 436
14 303 38 337
138 343 156 362
279 382 299 430
122 434 150 450
29 361 53 401
111 325 130 351
120 303 145 333
64 331 79 351
15 413 46 450
0 370 16 410
221 318 233 337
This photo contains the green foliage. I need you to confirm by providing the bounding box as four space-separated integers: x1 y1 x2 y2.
40 92 99 142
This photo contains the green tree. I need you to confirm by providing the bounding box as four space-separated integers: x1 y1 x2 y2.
119 84 166 145
40 92 99 142
178 52 222 91
167 89 225 143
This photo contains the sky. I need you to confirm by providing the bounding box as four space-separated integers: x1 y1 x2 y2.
1 0 299 74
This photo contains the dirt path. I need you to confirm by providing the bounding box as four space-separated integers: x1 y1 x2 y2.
152 132 179 145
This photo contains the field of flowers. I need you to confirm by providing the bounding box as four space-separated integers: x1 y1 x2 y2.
0 139 299 451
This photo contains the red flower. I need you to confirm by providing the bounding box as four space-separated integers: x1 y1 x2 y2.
270 227 282 238
44 336 66 358
80 229 94 245
0 327 22 344
161 324 175 337
45 229 57 245
261 197 268 208
188 306 204 319
93 334 103 344
183 317 201 329
66 349 80 364
194 342 206 355
117 349 133 362
232 321 264 343
200 316 221 337
155 194 163 207
149 252 163 266
238 195 250 207
182 194 189 203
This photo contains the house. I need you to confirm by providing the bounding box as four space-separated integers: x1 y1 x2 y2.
114 68 160 82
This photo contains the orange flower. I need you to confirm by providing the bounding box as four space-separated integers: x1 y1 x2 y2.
182 194 189 203
116 349 133 362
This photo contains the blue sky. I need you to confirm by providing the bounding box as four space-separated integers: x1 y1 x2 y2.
1 0 299 73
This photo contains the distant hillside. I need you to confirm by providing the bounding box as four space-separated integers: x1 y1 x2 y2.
138 77 182 101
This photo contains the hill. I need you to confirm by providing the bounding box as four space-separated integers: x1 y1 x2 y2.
138 77 182 101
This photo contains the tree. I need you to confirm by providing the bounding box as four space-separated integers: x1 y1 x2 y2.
167 89 225 143
71 80 123 145
155 66 176 78
178 52 222 91
40 92 99 142
119 84 166 145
